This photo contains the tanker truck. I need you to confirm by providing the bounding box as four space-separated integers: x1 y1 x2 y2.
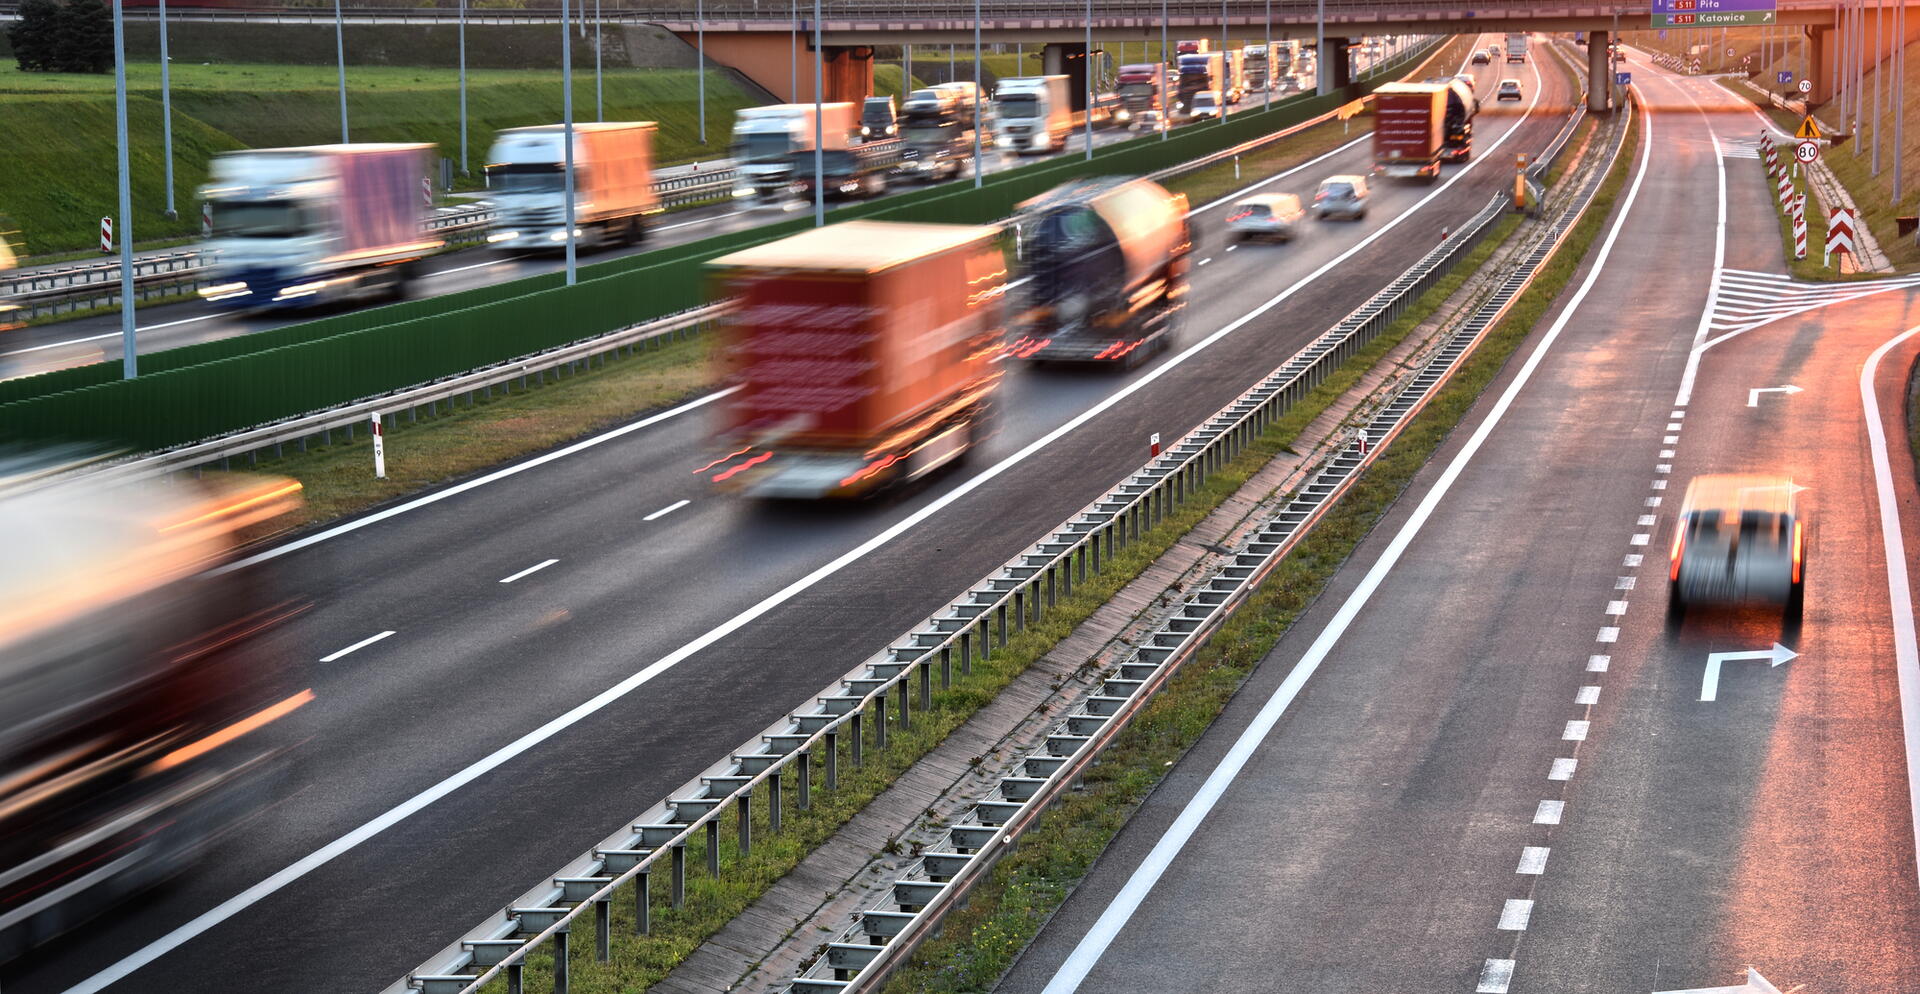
485 121 660 252
1008 176 1193 366
702 220 1009 499
1372 78 1477 180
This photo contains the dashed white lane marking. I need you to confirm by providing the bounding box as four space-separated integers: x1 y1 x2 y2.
1225 244 1238 252
644 498 691 521
1606 600 1629 615
1576 686 1601 705
499 559 558 584
1615 576 1636 590
1477 958 1516 993
1597 627 1619 643
1562 720 1590 741
1638 513 1658 525
1646 497 1663 507
1517 847 1551 875
1659 449 1675 458
1656 463 1672 473
1198 257 1214 266
1630 534 1651 545
1670 410 1685 418
1651 480 1667 490
1534 800 1564 825
1587 655 1611 672
1498 899 1535 931
1664 435 1680 444
1666 422 1683 431
1623 554 1644 567
320 630 396 662
1549 758 1578 781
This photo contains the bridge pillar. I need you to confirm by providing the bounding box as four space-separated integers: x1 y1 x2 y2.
1043 42 1092 112
1319 36 1353 92
1587 29 1612 113
1806 25 1832 105
821 45 876 105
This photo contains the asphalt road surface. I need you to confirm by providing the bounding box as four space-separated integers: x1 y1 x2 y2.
0 36 1566 994
995 51 1920 994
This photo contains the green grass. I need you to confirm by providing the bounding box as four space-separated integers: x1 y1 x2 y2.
0 63 753 255
876 110 1639 994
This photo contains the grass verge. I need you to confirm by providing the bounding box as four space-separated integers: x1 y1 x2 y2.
482 208 1525 994
874 108 1639 994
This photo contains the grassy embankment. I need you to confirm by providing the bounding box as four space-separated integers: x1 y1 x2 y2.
877 100 1640 994
0 63 754 255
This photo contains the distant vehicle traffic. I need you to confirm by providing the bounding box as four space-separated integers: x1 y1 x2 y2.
1244 44 1272 91
996 76 1074 154
485 121 660 252
860 96 898 141
1472 49 1492 65
1227 193 1307 242
1504 33 1528 63
1668 474 1806 621
1189 90 1224 119
1175 38 1211 55
1174 51 1225 115
1008 176 1192 366
1314 174 1370 220
704 220 1008 499
198 143 441 310
730 102 859 206
897 110 970 182
1497 78 1524 101
1115 62 1167 129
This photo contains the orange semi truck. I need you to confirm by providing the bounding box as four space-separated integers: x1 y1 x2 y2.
703 220 1009 499
1371 79 1476 180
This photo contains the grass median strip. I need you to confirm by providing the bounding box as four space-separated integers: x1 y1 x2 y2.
874 115 1638 994
484 215 1522 994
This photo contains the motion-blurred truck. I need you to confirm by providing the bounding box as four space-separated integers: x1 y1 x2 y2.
1221 47 1246 103
897 105 972 182
1175 51 1224 114
0 466 308 962
198 143 441 310
1371 79 1475 180
1114 63 1166 128
1243 44 1271 91
730 102 858 206
995 76 1073 154
703 220 1008 499
935 80 991 136
1175 38 1211 55
1008 176 1192 366
485 121 660 252
1505 32 1528 63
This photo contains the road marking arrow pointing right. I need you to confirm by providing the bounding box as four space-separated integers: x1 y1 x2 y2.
1701 643 1798 701
1748 384 1804 407
1654 967 1783 994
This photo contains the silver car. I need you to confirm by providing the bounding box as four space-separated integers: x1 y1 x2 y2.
1227 193 1306 242
1668 474 1806 620
1314 175 1369 220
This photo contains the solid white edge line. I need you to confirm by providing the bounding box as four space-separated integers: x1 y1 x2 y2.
1036 73 1639 994
1859 321 1920 906
2 313 228 360
211 387 739 575
499 559 559 584
66 66 1557 994
643 498 692 522
319 630 396 663
1665 69 1729 408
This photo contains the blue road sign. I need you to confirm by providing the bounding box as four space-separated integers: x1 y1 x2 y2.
1777 70 1794 84
1617 71 1632 86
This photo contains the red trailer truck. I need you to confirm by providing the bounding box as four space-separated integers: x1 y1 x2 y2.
1372 82 1449 180
703 220 1009 499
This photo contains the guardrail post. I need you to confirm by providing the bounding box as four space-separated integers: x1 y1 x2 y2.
507 961 524 994
1061 557 1073 598
874 697 888 750
851 713 865 767
825 731 840 789
920 656 932 708
797 751 811 810
705 821 720 876
1076 545 1087 584
1045 566 1057 610
738 792 752 857
595 898 611 962
769 771 782 832
1012 590 1026 632
552 927 570 994
671 845 686 906
1091 530 1103 574
958 633 971 678
996 603 1008 647
897 674 910 730
636 870 652 934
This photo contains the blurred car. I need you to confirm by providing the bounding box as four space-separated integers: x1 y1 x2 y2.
1668 473 1806 620
1471 49 1492 65
859 95 898 141
1189 90 1223 120
1227 193 1307 242
1489 43 1502 57
1314 175 1370 220
1497 78 1524 101
1134 108 1169 133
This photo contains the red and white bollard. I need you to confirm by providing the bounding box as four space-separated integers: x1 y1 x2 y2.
371 411 386 479
201 202 213 238
99 216 112 254
422 176 434 209
1149 432 1161 458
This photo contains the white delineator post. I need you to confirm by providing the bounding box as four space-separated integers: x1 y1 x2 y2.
1150 432 1161 457
372 412 386 478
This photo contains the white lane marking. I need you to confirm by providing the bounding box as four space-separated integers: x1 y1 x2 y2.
1498 899 1535 930
1534 800 1565 825
1651 480 1667 490
1671 410 1684 418
213 388 738 575
1606 600 1629 615
1638 514 1658 525
1860 321 1920 901
1549 757 1578 780
1646 496 1663 507
1587 655 1611 672
1478 958 1517 994
1665 72 1728 408
1630 534 1651 546
1198 257 1214 266
1666 422 1683 431
433 256 522 278
82 81 1562 994
1028 74 1602 994
1 312 228 359
1656 463 1672 473
643 498 691 522
1563 720 1590 741
1576 686 1601 705
1225 244 1238 252
1517 847 1551 874
1616 576 1637 590
1659 449 1674 458
1597 627 1620 643
1663 435 1679 444
1623 554 1644 567
499 559 558 584
1185 133 1371 216
657 209 749 233
319 630 396 663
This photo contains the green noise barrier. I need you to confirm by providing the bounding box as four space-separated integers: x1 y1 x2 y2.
0 41 1436 451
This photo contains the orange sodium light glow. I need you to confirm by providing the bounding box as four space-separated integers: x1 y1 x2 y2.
149 689 316 773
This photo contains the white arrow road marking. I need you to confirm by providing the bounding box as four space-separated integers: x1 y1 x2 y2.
1700 642 1798 701
1747 384 1804 407
1653 966 1784 994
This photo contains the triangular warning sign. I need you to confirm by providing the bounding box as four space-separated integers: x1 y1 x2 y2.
1795 115 1823 140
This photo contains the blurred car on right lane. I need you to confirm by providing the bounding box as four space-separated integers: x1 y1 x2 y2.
1668 473 1806 621
1314 175 1370 220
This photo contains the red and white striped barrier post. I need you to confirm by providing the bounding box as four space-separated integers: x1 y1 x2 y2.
99 216 112 254
1776 172 1794 211
371 411 387 479
1791 194 1807 260
201 202 213 238
1824 207 1856 268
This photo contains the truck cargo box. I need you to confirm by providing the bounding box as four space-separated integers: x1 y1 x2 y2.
1371 83 1447 178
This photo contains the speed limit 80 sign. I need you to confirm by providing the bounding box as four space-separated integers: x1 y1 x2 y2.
1794 139 1820 164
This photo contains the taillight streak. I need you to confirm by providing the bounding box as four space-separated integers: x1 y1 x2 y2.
712 451 772 483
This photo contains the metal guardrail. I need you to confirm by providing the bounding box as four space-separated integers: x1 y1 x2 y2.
790 87 1633 994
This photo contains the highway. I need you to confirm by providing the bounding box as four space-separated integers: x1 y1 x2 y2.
995 51 1920 994
0 37 1571 994
0 84 1322 383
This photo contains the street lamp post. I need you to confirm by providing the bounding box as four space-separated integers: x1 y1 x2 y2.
1084 0 1093 160
334 0 348 141
1219 0 1227 120
1315 0 1325 95
160 0 174 217
113 0 136 378
459 0 468 174
562 0 576 285
1161 0 1168 140
813 0 824 226
698 0 706 143
973 0 983 188
595 0 603 122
